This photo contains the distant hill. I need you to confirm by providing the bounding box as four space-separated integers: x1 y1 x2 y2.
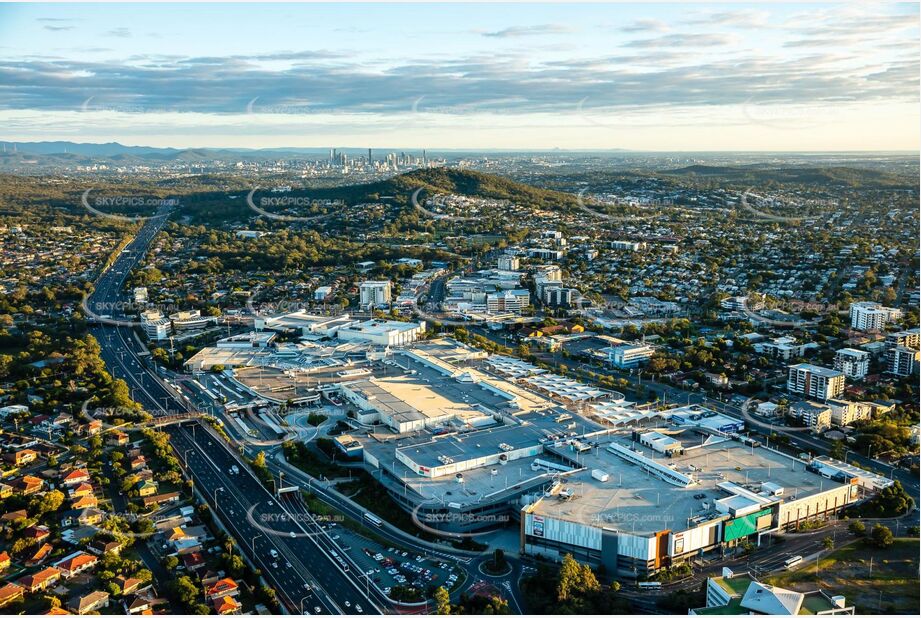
663 164 915 188
4 141 180 157
273 167 581 210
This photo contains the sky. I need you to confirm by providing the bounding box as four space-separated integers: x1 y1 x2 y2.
0 2 918 151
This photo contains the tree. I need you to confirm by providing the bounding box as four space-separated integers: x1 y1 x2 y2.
492 548 507 572
848 520 866 536
434 586 451 615
32 490 65 515
557 554 600 602
870 524 894 549
821 536 834 550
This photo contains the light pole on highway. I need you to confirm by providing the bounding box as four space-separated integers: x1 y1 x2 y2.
212 486 224 508
299 596 312 615
252 533 263 553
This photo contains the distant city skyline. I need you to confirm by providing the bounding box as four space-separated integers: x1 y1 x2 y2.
0 2 917 151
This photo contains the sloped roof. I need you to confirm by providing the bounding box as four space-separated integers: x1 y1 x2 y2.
741 582 804 615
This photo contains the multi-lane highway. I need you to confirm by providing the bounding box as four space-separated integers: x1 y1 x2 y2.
85 209 380 615
167 423 380 615
86 206 188 415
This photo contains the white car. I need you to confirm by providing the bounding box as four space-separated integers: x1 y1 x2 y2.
356 605 363 613
344 601 351 608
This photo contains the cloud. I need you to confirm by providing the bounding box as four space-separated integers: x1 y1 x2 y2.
623 33 740 48
684 9 769 28
0 45 914 120
44 25 75 32
617 19 669 34
482 24 574 38
106 27 132 38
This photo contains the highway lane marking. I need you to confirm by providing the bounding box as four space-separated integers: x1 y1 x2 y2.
172 427 333 614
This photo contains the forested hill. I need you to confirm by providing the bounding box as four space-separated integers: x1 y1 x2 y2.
663 164 916 189
273 167 580 210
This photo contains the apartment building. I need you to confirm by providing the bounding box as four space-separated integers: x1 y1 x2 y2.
886 346 919 377
789 401 832 433
886 328 920 349
497 254 520 271
359 280 392 307
833 348 870 379
787 364 845 401
849 301 901 331
826 399 872 427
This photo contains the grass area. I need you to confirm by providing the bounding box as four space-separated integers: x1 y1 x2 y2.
764 538 920 615
283 440 350 479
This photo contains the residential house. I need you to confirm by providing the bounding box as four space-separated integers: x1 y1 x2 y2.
54 551 98 578
107 430 129 447
136 479 158 497
18 565 62 593
130 455 147 471
205 578 240 601
16 475 44 495
142 491 181 509
0 509 28 527
213 595 242 615
0 582 24 608
3 448 38 466
68 591 109 615
68 482 94 499
23 524 51 543
71 494 98 510
113 576 146 596
60 508 104 528
61 468 91 487
89 537 123 556
25 543 54 567
0 550 10 571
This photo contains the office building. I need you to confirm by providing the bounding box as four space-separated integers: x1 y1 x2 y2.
691 570 854 615
604 343 655 368
787 364 845 401
169 309 215 332
140 310 172 341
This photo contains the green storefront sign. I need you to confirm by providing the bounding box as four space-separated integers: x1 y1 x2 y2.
723 508 773 542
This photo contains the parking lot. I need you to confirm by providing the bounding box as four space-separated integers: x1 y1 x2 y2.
321 523 463 602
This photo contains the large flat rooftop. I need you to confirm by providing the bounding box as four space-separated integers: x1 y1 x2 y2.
530 434 843 535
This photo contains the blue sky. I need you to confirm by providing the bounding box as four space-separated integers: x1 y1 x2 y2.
0 2 917 150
